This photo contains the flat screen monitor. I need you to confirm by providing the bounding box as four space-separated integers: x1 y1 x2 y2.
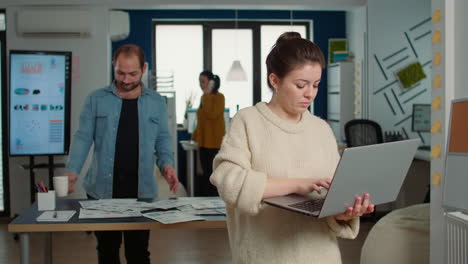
411 104 431 132
443 99 468 214
9 50 71 156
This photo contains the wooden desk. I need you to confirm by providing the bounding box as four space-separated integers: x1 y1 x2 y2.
8 199 226 264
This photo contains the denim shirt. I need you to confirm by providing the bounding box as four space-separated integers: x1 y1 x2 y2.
66 83 174 199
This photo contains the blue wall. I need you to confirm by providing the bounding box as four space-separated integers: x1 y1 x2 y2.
112 9 346 119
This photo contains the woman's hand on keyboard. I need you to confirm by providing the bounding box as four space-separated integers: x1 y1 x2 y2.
294 178 331 195
262 177 331 199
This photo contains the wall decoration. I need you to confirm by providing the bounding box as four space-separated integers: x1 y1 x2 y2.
432 171 441 185
328 39 347 64
370 16 432 140
431 120 441 133
432 96 441 110
395 62 427 89
432 9 441 23
432 29 441 43
433 74 442 88
433 52 441 65
430 144 441 158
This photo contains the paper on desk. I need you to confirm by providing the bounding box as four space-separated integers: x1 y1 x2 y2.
190 199 225 210
79 208 141 219
80 199 139 212
37 210 76 222
79 198 192 212
143 210 205 224
216 208 227 215
177 205 225 215
143 199 192 210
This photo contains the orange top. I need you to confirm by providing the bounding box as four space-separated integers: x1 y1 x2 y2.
192 92 226 148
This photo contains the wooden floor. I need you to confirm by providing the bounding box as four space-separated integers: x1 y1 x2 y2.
0 220 373 264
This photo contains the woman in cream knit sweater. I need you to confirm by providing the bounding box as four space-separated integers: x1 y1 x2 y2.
210 32 374 264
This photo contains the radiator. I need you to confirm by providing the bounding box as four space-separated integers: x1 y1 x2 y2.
446 212 468 264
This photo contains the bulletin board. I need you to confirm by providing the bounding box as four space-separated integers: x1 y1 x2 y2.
448 100 468 153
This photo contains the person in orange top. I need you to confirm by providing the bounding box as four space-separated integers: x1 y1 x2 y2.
192 70 226 196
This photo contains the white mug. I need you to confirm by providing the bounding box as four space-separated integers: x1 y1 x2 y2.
53 176 69 197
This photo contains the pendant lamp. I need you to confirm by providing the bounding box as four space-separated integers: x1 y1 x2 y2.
226 10 247 81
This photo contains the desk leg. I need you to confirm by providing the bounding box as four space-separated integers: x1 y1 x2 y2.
44 232 52 264
186 150 195 196
19 233 30 264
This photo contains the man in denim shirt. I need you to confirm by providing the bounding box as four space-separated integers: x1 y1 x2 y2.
65 44 178 264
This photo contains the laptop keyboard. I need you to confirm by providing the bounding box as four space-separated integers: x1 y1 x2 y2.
289 198 325 213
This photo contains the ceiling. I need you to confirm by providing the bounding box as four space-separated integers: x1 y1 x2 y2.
0 0 367 10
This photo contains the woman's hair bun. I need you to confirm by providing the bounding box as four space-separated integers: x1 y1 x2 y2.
276 31 302 46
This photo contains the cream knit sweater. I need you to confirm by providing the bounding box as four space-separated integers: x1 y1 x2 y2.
211 102 359 264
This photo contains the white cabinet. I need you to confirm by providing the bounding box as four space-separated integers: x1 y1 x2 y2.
327 62 354 143
159 91 178 172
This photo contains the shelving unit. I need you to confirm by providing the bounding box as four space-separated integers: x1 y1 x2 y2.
327 61 354 143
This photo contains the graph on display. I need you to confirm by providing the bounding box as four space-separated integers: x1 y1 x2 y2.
9 50 71 156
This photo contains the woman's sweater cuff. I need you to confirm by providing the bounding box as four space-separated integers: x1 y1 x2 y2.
236 170 267 216
326 216 360 239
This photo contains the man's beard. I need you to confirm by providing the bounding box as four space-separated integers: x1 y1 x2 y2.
115 79 142 92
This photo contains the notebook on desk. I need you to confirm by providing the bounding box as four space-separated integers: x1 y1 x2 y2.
263 139 420 218
36 210 76 222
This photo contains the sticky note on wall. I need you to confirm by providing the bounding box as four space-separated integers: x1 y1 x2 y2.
433 74 442 88
432 30 441 43
432 9 441 23
431 120 442 133
433 52 441 66
432 171 441 185
431 144 442 158
432 96 442 109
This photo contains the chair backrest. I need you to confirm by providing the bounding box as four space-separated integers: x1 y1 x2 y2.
344 119 383 148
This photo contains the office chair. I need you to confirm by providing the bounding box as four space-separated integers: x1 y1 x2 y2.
344 119 384 221
344 119 383 148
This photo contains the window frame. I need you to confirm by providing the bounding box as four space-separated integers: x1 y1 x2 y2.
153 20 310 106
0 8 10 217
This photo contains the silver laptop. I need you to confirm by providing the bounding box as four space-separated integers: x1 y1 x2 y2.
263 139 420 218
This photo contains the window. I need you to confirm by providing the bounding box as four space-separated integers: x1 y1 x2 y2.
154 21 310 123
0 13 5 31
155 25 203 124
212 29 253 117
260 25 307 102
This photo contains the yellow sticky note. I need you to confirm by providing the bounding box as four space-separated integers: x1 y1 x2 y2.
432 96 441 110
431 120 442 133
432 30 441 43
432 9 441 23
432 171 441 185
431 144 442 158
433 52 441 66
433 74 442 88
